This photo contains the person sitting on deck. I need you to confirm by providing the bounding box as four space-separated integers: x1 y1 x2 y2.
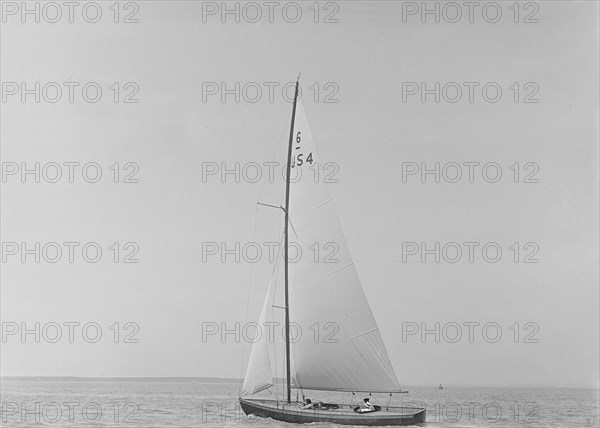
357 398 375 413
300 398 315 410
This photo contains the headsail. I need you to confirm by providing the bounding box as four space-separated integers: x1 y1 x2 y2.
287 97 402 393
241 279 275 395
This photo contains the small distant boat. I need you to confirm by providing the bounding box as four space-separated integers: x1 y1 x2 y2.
438 384 443 390
238 78 425 426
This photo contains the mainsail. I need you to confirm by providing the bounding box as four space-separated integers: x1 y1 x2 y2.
242 91 401 396
287 98 401 393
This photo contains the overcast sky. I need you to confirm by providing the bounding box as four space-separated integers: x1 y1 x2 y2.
1 1 598 387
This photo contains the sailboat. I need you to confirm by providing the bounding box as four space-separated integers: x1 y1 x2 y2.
239 78 426 426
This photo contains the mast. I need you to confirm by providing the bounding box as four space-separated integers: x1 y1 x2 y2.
284 77 300 404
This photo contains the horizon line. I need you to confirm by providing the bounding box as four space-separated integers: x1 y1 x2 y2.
1 376 597 389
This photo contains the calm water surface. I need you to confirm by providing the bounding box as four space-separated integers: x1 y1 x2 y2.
0 379 598 427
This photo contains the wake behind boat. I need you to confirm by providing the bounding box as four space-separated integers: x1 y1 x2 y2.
238 78 425 426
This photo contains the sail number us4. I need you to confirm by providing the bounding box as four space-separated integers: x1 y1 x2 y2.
291 132 313 168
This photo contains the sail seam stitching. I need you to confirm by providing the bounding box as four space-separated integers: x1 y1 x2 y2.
296 138 314 151
324 261 353 277
307 198 333 215
350 327 379 340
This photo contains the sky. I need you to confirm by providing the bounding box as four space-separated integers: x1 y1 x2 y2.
0 1 598 388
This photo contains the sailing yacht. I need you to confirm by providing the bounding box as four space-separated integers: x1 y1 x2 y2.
239 78 426 426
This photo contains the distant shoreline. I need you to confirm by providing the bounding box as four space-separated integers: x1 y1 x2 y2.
0 377 597 389
0 376 243 383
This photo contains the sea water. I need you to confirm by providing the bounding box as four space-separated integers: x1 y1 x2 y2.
0 378 598 427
